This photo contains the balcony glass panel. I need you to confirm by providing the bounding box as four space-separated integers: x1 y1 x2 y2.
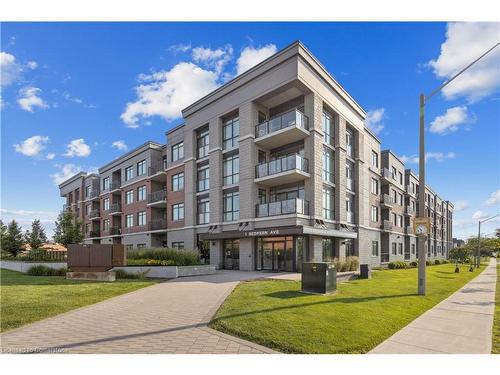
256 198 309 217
255 154 309 178
255 109 309 138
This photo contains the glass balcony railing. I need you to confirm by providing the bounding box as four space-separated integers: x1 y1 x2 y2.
256 198 309 217
255 154 309 178
255 109 309 138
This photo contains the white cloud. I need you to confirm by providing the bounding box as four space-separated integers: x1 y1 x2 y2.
399 151 456 164
13 135 49 157
168 43 191 54
26 61 38 70
430 106 473 134
49 164 82 185
427 22 500 102
112 140 128 151
192 45 233 74
121 62 219 128
236 44 277 75
0 51 22 86
485 189 500 206
454 200 469 211
64 139 91 158
472 210 489 221
46 153 55 160
365 108 385 134
62 92 95 108
17 86 48 112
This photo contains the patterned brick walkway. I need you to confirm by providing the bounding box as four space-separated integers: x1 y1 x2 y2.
0 271 279 354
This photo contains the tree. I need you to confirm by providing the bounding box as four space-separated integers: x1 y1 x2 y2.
24 219 47 249
0 220 8 253
53 211 83 247
449 246 471 273
3 220 25 256
495 228 500 239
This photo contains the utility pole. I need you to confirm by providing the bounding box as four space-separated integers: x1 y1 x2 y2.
416 41 499 296
476 214 500 267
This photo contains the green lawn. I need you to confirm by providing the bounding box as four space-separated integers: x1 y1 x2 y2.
210 263 485 353
493 262 500 354
0 268 155 332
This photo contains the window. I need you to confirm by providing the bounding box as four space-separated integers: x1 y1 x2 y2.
411 182 416 194
322 186 334 220
322 110 334 146
86 204 91 216
346 129 354 158
172 203 184 221
391 166 397 180
103 219 110 232
223 154 239 185
125 244 133 251
125 166 134 181
172 172 184 192
223 116 239 149
172 242 184 249
398 243 403 255
372 241 379 256
371 206 378 222
102 177 109 191
223 191 239 222
398 193 404 206
172 142 184 162
137 211 146 226
126 214 134 228
258 189 267 204
85 223 91 233
371 178 379 195
392 212 397 226
103 198 110 211
126 190 134 204
197 165 210 192
398 171 403 185
137 186 146 201
85 185 91 198
392 189 397 203
198 197 210 224
137 160 146 176
345 161 354 191
346 195 355 223
322 147 334 183
411 244 416 255
322 238 334 261
371 150 379 168
392 242 397 255
137 244 146 249
345 239 355 256
197 128 209 159
397 215 403 227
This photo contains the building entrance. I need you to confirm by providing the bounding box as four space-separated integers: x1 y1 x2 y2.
257 236 294 272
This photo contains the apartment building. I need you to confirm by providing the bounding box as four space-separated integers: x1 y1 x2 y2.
58 41 453 270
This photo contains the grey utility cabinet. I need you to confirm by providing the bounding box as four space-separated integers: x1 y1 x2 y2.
301 262 337 294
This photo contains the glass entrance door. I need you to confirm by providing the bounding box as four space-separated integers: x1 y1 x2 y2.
257 236 295 272
273 241 286 271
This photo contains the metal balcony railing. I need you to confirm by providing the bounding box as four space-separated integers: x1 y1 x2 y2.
110 227 121 235
381 168 392 179
382 220 393 230
148 159 167 176
109 203 122 214
89 210 101 219
406 226 414 234
148 189 167 204
148 219 166 231
382 194 394 205
256 198 309 217
255 109 309 138
406 206 415 215
89 230 100 238
255 154 309 178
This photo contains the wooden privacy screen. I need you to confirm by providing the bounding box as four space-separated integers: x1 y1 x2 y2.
67 244 126 271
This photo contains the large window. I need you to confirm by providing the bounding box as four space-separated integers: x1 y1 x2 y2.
171 142 184 162
223 116 239 149
346 195 355 223
137 160 146 176
322 147 334 183
103 219 110 232
198 197 210 224
371 150 379 168
372 241 379 256
345 239 355 257
103 198 110 211
102 177 110 191
85 185 91 198
322 186 334 220
197 165 210 192
371 178 379 195
126 214 134 228
137 186 146 201
172 172 184 192
137 211 146 227
171 242 184 249
371 205 378 222
125 166 134 181
391 242 397 255
345 161 354 191
223 190 239 222
346 129 354 157
172 203 184 221
322 238 335 261
411 244 416 255
223 154 239 185
126 190 134 204
197 128 209 159
398 243 403 255
322 110 334 146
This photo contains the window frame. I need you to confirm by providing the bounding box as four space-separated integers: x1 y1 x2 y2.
223 190 240 222
125 165 134 181
172 172 184 192
171 142 184 162
223 154 239 186
137 185 146 201
126 190 134 204
223 116 240 150
137 211 146 227
172 202 185 221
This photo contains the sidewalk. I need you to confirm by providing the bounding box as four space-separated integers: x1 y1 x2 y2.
370 259 497 354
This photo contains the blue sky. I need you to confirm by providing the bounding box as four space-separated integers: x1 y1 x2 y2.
1 22 499 239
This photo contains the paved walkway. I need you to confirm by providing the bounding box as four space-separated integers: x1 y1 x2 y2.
370 259 497 354
0 271 281 354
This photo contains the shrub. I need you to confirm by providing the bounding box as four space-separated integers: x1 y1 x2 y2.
114 269 149 279
441 259 448 264
434 259 441 265
409 261 418 267
127 258 175 266
27 265 67 276
426 260 432 266
388 261 408 269
333 256 359 272
126 248 199 266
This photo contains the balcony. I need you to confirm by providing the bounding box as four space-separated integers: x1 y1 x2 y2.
382 220 393 231
381 168 393 182
149 219 167 231
381 194 394 208
89 230 100 238
88 189 100 201
102 180 121 194
110 227 122 236
89 210 101 220
148 189 167 207
255 154 309 186
405 185 414 195
109 203 122 215
254 109 309 149
405 206 415 216
406 226 414 235
256 198 309 218
149 160 167 181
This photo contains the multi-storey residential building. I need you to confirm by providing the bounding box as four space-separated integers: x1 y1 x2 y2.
58 41 453 271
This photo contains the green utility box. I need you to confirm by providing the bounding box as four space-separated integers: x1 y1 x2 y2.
301 262 337 294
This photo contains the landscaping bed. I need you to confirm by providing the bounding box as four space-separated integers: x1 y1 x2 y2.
492 261 500 354
210 263 486 354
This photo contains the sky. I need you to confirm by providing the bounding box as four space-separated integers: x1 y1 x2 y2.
1 22 499 240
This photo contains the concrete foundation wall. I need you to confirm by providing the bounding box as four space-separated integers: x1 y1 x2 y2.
1 260 67 273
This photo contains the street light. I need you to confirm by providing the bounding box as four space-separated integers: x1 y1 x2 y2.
476 214 500 268
417 41 500 296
